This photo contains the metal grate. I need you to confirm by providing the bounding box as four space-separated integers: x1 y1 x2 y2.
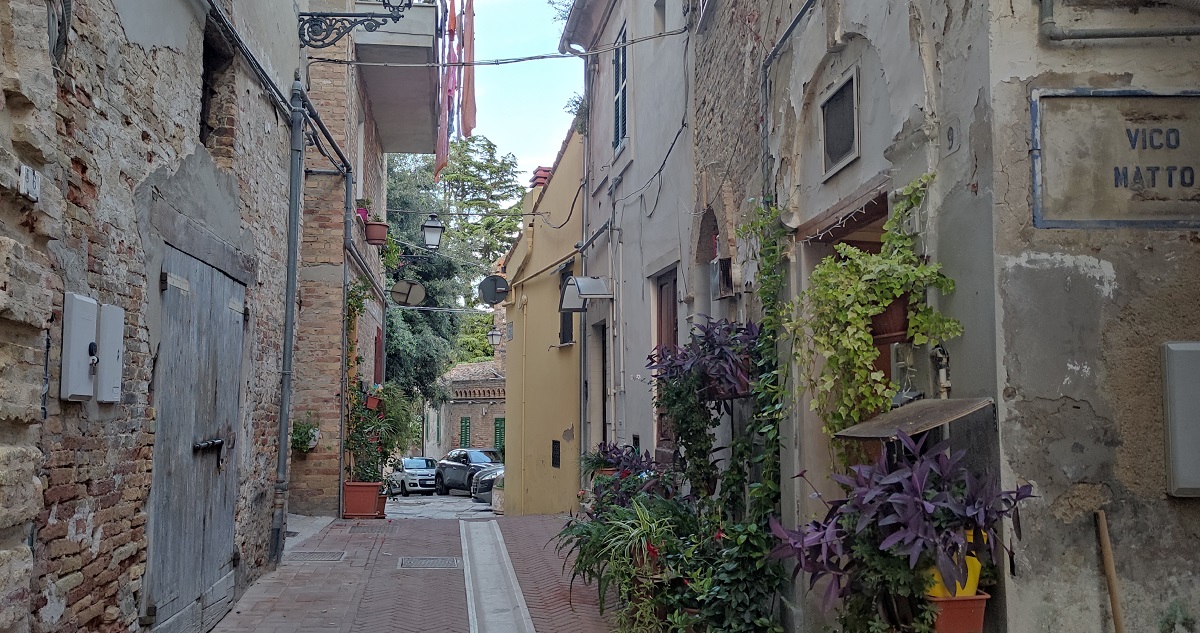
399 557 460 569
286 551 344 562
349 525 403 534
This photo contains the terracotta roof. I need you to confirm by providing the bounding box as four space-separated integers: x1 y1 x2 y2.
443 360 504 383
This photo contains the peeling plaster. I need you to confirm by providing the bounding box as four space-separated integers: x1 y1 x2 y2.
1002 251 1118 298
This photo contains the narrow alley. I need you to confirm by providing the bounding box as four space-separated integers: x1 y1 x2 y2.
213 494 609 633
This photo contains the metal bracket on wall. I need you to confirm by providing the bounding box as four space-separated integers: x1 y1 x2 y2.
297 0 414 49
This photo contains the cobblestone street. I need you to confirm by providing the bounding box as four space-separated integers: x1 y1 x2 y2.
211 496 610 633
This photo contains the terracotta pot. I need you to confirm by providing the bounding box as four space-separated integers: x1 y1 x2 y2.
364 395 381 410
929 591 990 633
365 221 388 245
704 369 751 401
356 207 369 222
597 467 619 477
375 493 387 518
343 481 382 519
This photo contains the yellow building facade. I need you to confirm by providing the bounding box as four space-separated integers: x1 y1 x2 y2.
502 130 583 516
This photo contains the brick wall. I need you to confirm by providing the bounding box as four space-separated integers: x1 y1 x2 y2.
443 379 506 452
289 4 389 516
0 0 294 631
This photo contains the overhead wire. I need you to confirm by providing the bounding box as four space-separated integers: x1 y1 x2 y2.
541 181 583 230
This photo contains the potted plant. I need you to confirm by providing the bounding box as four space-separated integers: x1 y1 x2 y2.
365 383 383 410
582 442 634 477
770 432 1033 633
647 317 759 403
355 197 371 223
365 213 388 246
291 412 320 455
343 386 386 519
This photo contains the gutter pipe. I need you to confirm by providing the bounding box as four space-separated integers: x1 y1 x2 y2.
759 0 817 202
1039 0 1200 40
269 79 308 565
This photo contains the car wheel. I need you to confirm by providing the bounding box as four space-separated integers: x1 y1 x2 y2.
401 481 410 497
435 475 448 495
385 481 396 496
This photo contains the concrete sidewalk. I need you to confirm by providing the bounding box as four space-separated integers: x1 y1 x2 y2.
212 514 610 633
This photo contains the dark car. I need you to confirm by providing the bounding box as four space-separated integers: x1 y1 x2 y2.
470 465 504 504
435 448 502 495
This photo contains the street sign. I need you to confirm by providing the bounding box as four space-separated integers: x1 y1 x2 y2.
478 275 510 305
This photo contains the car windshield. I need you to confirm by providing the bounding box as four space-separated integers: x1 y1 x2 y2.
468 450 501 464
403 458 436 469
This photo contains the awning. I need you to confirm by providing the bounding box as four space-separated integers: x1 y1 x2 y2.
834 398 994 442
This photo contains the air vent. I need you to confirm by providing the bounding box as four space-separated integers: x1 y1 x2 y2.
285 551 345 562
399 557 461 569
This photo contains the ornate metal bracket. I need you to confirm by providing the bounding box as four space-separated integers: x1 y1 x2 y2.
298 0 414 49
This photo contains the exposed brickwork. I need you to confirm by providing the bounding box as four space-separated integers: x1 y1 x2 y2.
289 1 390 517
431 362 507 457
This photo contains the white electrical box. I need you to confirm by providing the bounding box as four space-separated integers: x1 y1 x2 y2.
96 304 125 403
61 293 98 401
19 165 41 202
1164 342 1200 497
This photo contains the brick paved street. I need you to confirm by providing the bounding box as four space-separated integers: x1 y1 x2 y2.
212 496 610 633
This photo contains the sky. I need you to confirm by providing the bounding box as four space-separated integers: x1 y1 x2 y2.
469 0 583 184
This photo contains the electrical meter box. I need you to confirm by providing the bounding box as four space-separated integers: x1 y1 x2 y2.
96 304 125 403
1163 342 1200 497
61 293 98 401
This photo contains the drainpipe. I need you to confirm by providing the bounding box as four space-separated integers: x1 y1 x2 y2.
1039 0 1200 40
269 78 307 565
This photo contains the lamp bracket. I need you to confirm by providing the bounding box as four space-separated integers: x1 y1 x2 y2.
298 0 414 49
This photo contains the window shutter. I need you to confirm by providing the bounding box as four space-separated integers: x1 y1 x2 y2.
494 418 505 451
460 417 470 448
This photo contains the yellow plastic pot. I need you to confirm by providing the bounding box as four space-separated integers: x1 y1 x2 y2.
926 555 982 598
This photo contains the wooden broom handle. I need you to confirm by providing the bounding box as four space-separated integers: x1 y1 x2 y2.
1096 510 1125 633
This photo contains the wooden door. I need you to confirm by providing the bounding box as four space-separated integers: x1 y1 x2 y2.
146 247 244 633
655 272 678 461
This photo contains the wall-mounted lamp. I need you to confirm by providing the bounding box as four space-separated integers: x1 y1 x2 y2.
421 214 445 251
559 276 612 313
486 328 502 347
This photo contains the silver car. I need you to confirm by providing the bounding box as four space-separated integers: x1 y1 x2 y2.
470 465 504 504
387 457 438 497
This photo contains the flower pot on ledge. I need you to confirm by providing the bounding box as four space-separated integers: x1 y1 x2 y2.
343 481 382 519
364 395 380 410
365 221 388 246
929 591 990 633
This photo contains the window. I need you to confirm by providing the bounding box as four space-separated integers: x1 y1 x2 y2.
494 417 505 452
612 25 628 150
460 417 470 448
655 270 678 349
820 68 859 179
468 449 501 463
632 434 641 452
559 266 575 344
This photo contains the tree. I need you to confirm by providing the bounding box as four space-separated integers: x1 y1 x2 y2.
548 0 572 21
454 313 495 364
442 136 525 266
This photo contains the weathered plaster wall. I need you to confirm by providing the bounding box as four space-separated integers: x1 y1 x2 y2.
990 2 1200 630
0 0 296 630
579 0 696 458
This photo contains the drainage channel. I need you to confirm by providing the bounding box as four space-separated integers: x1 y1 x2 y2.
459 520 535 633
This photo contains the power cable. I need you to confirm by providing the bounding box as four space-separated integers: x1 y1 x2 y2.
541 181 583 230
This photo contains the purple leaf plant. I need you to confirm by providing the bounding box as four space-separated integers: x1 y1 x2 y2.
646 316 760 401
770 432 1034 612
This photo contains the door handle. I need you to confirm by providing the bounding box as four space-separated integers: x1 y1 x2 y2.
192 438 225 452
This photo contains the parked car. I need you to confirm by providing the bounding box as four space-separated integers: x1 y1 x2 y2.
470 465 504 504
435 448 502 495
386 457 438 497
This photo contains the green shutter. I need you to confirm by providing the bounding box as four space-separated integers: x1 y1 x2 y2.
494 418 505 451
460 417 470 448
436 409 441 444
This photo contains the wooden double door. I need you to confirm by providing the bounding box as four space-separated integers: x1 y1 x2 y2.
145 247 244 633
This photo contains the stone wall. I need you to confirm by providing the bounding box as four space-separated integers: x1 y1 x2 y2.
0 0 295 631
444 382 506 452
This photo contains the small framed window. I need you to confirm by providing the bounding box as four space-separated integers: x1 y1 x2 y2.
559 265 575 344
820 67 859 180
612 25 629 151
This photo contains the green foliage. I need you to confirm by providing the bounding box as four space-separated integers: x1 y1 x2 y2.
380 233 401 270
548 0 572 21
345 380 422 482
345 276 372 326
442 136 525 265
653 371 718 499
566 93 588 136
453 312 496 363
838 524 937 633
290 412 319 452
786 174 962 466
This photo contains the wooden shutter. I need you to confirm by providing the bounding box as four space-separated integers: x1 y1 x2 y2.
494 417 505 451
460 417 470 448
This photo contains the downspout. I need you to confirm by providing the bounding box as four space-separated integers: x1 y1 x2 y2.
269 78 308 564
1040 0 1200 40
759 0 817 202
341 173 355 518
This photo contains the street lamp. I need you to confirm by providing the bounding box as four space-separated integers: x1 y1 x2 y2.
486 328 502 347
389 279 427 306
421 214 445 251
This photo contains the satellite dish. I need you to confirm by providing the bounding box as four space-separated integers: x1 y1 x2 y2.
478 275 510 306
